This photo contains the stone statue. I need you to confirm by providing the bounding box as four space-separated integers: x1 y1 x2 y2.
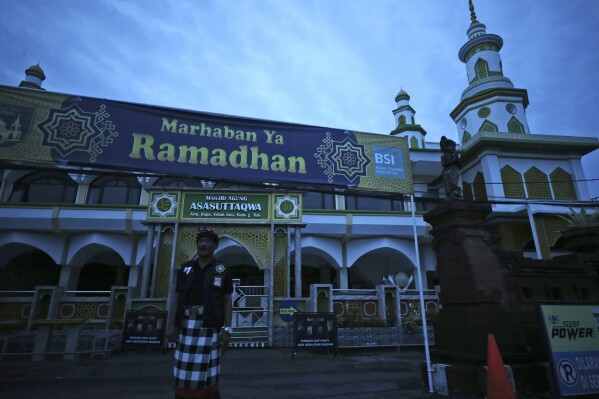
440 136 462 200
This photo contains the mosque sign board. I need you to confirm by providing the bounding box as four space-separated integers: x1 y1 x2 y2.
0 85 413 194
147 191 303 223
539 304 599 397
181 193 270 222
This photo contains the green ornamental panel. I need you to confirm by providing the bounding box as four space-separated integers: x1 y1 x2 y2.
550 168 577 200
524 167 552 199
273 228 288 297
155 227 175 298
501 165 525 198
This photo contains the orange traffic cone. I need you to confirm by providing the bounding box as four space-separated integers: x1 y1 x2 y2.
487 334 516 399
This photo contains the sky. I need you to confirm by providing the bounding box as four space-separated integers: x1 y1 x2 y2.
1 0 599 198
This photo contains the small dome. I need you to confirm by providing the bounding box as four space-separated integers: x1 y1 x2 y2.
25 63 46 80
395 89 410 102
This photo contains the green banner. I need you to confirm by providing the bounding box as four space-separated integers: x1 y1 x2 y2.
181 193 270 221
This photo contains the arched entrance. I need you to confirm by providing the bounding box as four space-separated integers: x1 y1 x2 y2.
0 246 60 290
145 190 305 346
350 248 416 289
75 250 128 291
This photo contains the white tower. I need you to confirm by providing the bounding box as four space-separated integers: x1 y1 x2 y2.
390 89 427 149
450 0 530 145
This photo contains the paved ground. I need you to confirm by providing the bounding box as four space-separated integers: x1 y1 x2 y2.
0 347 440 399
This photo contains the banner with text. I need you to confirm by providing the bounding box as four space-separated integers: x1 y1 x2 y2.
147 191 302 222
0 86 412 193
539 304 599 397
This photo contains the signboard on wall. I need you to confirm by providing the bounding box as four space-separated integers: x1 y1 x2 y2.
0 85 413 194
147 191 303 222
121 309 167 350
539 304 599 397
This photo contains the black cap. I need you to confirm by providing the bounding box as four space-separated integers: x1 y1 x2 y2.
196 226 219 244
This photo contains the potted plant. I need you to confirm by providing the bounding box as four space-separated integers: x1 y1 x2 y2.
556 206 599 253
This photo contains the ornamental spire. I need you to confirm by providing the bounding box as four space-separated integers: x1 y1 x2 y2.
468 0 479 24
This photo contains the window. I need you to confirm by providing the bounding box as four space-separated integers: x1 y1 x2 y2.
524 167 551 199
475 58 489 80
507 117 524 134
9 171 77 204
462 131 471 144
550 168 577 200
399 115 406 125
302 191 335 210
153 177 202 188
87 176 141 205
479 120 498 132
501 166 525 198
345 195 404 211
410 136 419 149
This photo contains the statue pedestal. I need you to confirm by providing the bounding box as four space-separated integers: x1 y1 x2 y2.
424 201 550 396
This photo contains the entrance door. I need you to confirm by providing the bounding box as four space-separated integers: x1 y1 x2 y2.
230 279 269 347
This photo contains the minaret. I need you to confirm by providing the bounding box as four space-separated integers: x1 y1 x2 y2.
450 0 530 145
390 88 427 149
19 63 46 90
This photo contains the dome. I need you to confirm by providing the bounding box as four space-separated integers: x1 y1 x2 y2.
395 89 410 102
25 63 46 80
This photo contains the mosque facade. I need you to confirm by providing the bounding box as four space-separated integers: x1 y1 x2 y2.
0 3 597 349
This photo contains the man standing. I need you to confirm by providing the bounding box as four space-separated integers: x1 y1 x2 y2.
167 226 233 399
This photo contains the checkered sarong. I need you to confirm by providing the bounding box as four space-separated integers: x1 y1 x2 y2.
173 313 221 398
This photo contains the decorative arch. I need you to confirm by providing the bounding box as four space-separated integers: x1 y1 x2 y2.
524 167 552 199
410 136 419 149
475 58 489 80
176 224 271 270
473 172 488 201
462 130 471 144
0 232 65 267
501 165 525 198
507 117 525 134
347 237 416 267
216 237 265 287
350 245 416 289
67 234 132 266
479 119 498 132
292 236 342 270
550 168 577 200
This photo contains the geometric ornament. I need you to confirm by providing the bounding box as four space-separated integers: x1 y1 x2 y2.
314 132 371 183
149 192 179 218
37 103 118 161
273 194 300 220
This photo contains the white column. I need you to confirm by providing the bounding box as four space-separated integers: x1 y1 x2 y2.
58 265 80 290
140 225 156 298
570 158 590 200
339 267 348 289
480 153 504 200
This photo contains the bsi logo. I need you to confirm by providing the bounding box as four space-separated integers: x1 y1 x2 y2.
373 146 405 178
